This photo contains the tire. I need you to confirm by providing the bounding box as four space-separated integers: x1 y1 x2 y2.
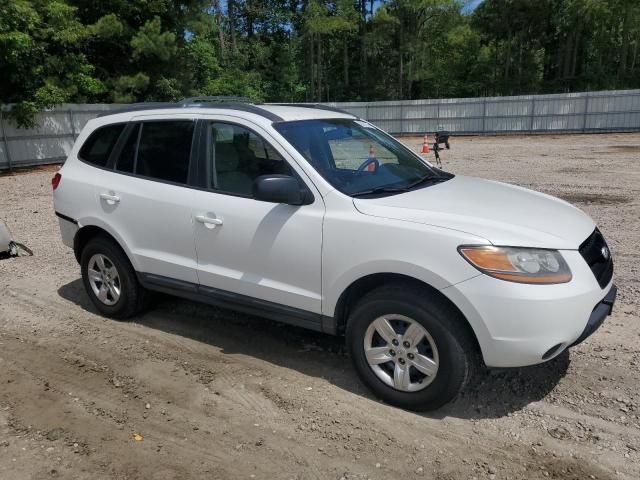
80 235 146 319
346 283 477 411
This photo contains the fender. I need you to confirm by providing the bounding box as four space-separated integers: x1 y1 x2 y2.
74 216 141 271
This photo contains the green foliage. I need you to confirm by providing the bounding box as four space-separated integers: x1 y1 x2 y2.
204 70 265 101
112 73 150 103
1 0 639 126
90 14 125 39
131 17 177 61
0 0 100 127
183 36 221 93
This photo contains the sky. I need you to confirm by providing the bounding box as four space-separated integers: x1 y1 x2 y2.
462 0 484 14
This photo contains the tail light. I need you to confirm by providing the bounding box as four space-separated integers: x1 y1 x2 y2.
52 173 62 190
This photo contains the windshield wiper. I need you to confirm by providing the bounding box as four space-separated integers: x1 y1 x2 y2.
404 173 449 190
351 174 449 197
350 185 410 197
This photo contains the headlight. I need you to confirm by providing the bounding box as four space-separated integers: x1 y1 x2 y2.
458 246 572 284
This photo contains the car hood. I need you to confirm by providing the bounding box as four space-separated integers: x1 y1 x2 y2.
353 175 595 249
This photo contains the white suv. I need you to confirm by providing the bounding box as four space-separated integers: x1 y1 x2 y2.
53 99 616 410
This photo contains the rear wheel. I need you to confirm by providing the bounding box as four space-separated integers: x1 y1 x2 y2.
347 284 476 411
80 236 145 319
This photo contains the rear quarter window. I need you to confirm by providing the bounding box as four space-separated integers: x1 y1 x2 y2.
78 124 125 167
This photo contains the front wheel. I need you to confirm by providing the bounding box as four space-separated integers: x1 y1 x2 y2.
346 284 476 411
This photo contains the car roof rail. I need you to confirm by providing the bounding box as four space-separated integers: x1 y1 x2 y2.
269 103 356 117
177 96 256 105
96 103 178 117
96 99 285 122
176 96 284 121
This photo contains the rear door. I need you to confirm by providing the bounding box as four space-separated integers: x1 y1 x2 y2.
93 115 199 283
191 116 324 314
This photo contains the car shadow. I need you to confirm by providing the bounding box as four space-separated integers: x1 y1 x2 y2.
58 279 570 420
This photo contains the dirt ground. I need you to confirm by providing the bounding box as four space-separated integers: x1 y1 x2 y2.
0 133 639 480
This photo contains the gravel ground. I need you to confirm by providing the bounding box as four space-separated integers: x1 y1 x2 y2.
0 133 639 480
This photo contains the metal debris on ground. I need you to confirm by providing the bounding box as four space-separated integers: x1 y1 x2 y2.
0 219 33 258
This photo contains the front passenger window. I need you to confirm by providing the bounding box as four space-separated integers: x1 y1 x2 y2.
208 123 294 196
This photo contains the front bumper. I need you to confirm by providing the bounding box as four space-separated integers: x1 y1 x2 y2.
570 284 616 347
441 250 615 368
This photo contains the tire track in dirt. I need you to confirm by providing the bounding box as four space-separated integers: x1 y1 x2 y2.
2 281 619 479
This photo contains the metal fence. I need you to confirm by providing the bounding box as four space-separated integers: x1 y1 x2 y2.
0 104 122 171
329 89 640 135
1 90 639 170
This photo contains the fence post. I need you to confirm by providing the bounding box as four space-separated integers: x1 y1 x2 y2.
529 97 536 133
0 109 13 171
481 97 487 135
68 109 77 140
582 93 590 133
399 103 404 135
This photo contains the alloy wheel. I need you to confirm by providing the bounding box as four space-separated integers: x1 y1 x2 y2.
363 314 439 392
87 253 121 306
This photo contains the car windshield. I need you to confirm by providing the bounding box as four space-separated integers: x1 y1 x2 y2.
274 118 451 196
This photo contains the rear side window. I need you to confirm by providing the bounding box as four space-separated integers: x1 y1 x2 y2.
78 124 125 167
114 121 194 184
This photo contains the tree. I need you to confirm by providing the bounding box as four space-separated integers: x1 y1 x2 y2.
1 0 639 126
0 0 102 126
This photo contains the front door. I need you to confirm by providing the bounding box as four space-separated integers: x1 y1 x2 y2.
191 117 324 314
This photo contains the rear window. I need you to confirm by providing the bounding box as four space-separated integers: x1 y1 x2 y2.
78 124 125 167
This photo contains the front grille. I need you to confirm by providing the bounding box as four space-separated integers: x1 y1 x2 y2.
579 228 613 289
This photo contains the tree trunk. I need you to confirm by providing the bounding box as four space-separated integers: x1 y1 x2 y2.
246 0 254 37
617 2 633 81
359 0 367 98
212 0 225 59
504 31 512 94
343 37 349 96
399 53 403 99
398 19 403 99
517 38 523 94
318 37 323 102
630 32 638 71
493 38 499 95
228 0 237 53
309 34 315 102
570 25 581 87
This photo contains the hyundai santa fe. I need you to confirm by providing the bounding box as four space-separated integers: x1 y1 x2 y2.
52 98 616 411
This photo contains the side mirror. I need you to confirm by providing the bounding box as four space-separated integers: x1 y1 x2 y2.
253 175 307 205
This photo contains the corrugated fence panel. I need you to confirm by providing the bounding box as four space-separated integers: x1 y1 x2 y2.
1 92 639 170
0 104 122 170
0 140 7 170
331 89 640 136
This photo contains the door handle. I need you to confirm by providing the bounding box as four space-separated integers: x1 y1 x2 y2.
195 215 223 226
99 193 120 204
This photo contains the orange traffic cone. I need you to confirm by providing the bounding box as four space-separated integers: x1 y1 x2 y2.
421 134 430 154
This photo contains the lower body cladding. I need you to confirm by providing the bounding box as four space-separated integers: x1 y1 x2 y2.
442 249 615 368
